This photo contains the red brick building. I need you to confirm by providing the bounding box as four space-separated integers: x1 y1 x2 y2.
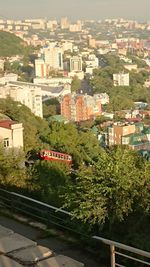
61 94 102 122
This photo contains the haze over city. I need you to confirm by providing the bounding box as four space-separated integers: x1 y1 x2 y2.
0 0 150 21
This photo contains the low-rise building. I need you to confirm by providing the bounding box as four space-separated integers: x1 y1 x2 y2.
113 73 129 86
107 121 150 151
107 122 136 146
124 64 137 71
0 120 23 149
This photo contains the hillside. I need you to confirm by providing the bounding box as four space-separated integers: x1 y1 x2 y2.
0 31 25 57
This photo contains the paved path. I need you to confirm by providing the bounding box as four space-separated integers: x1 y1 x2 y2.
0 216 101 267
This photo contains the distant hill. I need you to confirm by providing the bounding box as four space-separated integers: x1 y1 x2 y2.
0 31 25 57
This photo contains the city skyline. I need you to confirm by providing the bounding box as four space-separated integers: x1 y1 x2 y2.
0 0 150 22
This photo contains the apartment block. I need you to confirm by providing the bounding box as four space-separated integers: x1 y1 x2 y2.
61 94 102 122
43 44 63 70
0 82 43 118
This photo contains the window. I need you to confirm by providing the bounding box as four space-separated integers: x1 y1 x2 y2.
4 138 9 148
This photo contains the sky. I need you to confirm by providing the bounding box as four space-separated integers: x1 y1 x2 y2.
0 0 150 22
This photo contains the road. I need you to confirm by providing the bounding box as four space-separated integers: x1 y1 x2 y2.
0 215 101 267
79 78 93 95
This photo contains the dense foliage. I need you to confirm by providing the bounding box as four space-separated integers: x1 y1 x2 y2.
91 54 150 111
0 98 150 252
0 31 26 57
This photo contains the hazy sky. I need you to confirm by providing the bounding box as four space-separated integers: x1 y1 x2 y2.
0 0 150 22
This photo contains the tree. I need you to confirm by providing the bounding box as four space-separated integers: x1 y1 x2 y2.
71 76 81 92
29 160 70 206
42 121 101 167
43 98 60 118
63 146 150 225
0 145 26 188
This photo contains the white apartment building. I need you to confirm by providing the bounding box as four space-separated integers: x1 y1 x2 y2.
0 120 24 149
113 73 129 86
43 45 63 70
0 82 43 118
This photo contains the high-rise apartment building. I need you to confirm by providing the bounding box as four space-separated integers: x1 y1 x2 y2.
43 45 63 70
61 17 70 29
61 94 102 122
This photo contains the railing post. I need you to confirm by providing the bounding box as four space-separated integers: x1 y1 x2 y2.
110 245 115 267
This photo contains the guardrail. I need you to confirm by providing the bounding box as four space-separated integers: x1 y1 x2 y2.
0 188 82 235
93 236 150 267
0 188 150 266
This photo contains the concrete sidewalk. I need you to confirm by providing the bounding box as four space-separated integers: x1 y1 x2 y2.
0 215 100 267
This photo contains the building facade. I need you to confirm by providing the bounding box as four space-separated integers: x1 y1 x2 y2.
43 45 63 70
0 82 43 118
107 122 150 151
61 94 102 122
0 120 24 149
108 122 136 146
35 59 49 78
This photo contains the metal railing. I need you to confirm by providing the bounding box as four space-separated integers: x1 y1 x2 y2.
93 236 150 267
0 188 79 234
0 188 150 266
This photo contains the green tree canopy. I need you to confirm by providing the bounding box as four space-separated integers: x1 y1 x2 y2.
71 76 81 92
64 146 150 225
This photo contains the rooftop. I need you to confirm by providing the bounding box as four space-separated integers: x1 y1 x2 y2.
0 120 17 130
